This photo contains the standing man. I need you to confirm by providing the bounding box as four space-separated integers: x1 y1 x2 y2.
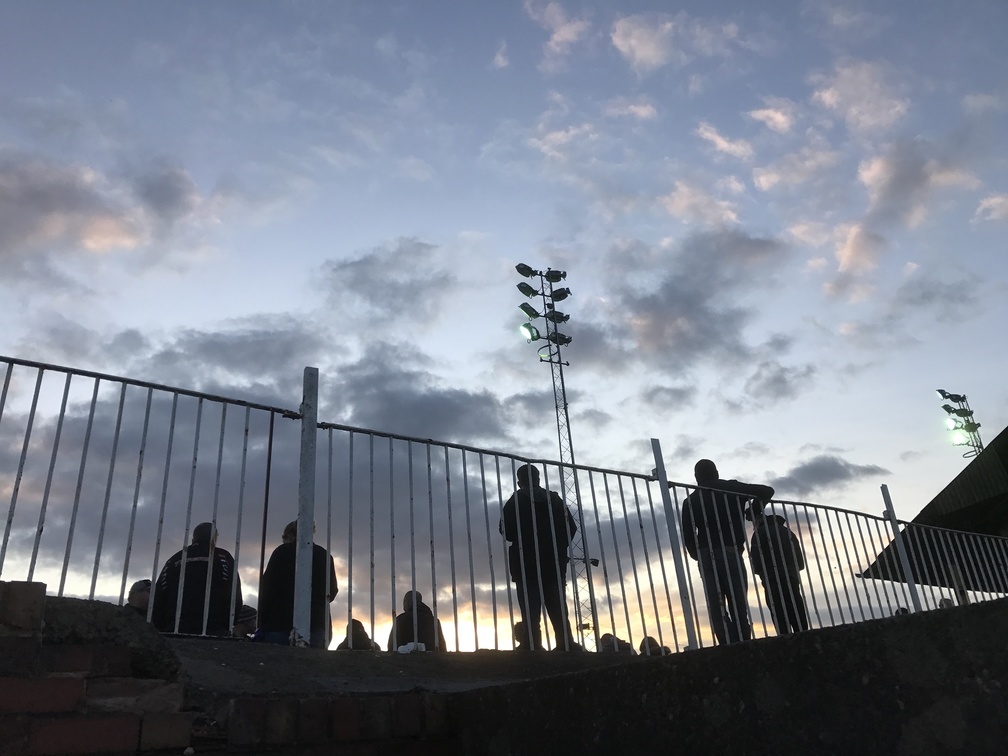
680 459 773 645
258 520 339 648
500 463 578 651
748 502 809 635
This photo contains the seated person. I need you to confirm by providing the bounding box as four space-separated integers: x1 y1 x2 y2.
639 635 671 656
336 618 382 650
151 522 241 635
258 520 339 649
232 605 258 638
125 579 151 619
387 591 447 652
598 633 635 654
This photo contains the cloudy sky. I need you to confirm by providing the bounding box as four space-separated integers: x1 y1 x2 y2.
2 0 1006 525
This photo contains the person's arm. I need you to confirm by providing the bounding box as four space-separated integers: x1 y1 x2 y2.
387 622 396 652
681 499 698 560
501 496 517 541
726 480 774 503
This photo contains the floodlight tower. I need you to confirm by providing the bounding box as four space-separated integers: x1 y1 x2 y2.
937 389 984 458
515 263 597 648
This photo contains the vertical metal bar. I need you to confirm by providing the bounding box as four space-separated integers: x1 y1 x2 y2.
808 505 839 625
823 509 854 622
1 367 45 573
258 412 276 588
616 475 646 646
230 406 251 629
58 377 100 596
443 447 458 651
0 361 14 431
406 440 417 651
369 433 375 640
173 397 204 633
493 454 515 646
90 382 128 600
478 453 500 649
425 443 437 648
643 481 678 653
540 464 570 651
849 512 883 618
461 452 479 649
867 516 897 614
389 438 399 646
798 506 824 627
881 485 922 613
148 393 179 623
200 402 227 635
119 387 153 605
29 373 72 582
326 429 335 642
650 439 698 650
600 472 633 643
293 367 319 646
587 470 617 641
347 431 356 644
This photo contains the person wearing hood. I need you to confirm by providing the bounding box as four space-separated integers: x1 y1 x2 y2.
748 502 809 635
387 591 447 652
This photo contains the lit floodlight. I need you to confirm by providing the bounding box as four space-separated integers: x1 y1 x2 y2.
543 309 569 323
517 282 539 298
519 303 541 320
547 331 572 346
516 263 536 278
551 287 571 302
520 322 541 341
543 269 566 283
946 417 959 431
950 429 969 446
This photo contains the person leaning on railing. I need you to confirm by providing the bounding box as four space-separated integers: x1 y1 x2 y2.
678 459 774 646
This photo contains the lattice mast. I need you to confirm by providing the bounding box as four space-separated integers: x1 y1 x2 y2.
515 264 598 648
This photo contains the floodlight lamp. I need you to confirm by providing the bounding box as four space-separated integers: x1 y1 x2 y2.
515 263 537 278
950 430 969 446
543 309 569 323
520 323 541 341
547 331 572 346
516 282 539 298
551 287 571 302
519 303 541 320
946 417 960 431
937 389 966 403
543 269 566 283
963 421 981 433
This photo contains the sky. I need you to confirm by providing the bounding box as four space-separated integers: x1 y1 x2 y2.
1 0 1007 529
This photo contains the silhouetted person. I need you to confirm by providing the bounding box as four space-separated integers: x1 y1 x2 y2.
152 522 242 635
598 633 635 654
258 520 339 648
232 604 258 638
680 459 773 645
512 620 529 652
337 618 382 650
748 502 809 635
125 579 150 619
500 464 578 651
893 607 909 616
387 591 447 652
639 635 671 657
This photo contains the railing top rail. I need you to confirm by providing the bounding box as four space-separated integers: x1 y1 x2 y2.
316 419 659 480
0 354 301 417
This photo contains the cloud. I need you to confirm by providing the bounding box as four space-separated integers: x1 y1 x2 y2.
834 223 884 275
858 140 979 228
523 0 591 72
753 146 840 191
743 361 817 404
610 13 740 74
770 455 889 498
586 230 789 376
973 194 1008 223
962 93 1007 113
493 40 509 69
660 180 738 226
811 60 908 135
747 97 797 133
329 341 510 445
695 122 753 160
604 97 658 120
319 237 455 329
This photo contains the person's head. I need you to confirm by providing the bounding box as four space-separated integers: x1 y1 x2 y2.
694 459 719 485
192 522 216 545
745 501 766 523
348 618 369 640
232 604 257 637
282 519 316 544
515 464 540 489
513 621 525 643
938 598 955 609
127 579 151 610
639 636 659 655
403 590 422 613
894 607 909 616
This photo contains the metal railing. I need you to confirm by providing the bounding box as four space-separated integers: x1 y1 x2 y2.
2 355 1006 653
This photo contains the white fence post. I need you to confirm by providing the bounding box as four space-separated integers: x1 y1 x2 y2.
293 366 319 646
651 438 699 650
880 484 923 613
